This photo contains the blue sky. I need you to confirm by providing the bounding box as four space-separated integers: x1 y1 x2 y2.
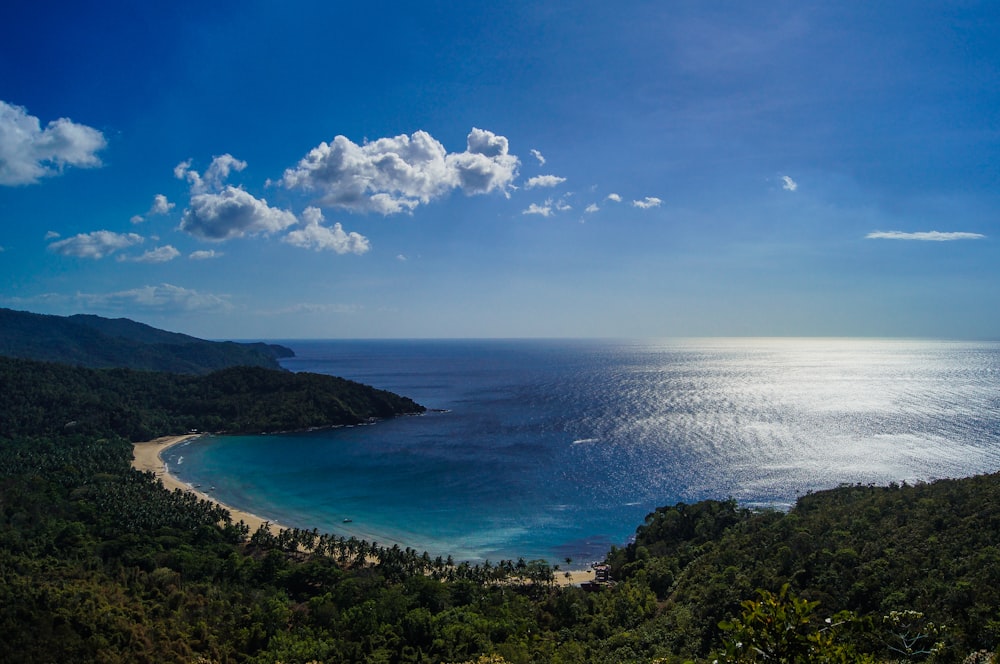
1 1 998 339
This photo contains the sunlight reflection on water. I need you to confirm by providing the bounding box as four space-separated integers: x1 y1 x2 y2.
168 338 1000 562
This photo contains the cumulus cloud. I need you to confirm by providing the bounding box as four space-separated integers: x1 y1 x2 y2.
120 245 180 263
282 207 370 254
0 100 107 186
781 175 798 191
524 174 566 189
175 154 246 194
865 231 986 241
585 203 600 213
530 149 546 165
48 230 144 259
632 196 662 209
131 193 175 224
606 193 622 203
176 155 296 241
180 187 298 240
76 283 232 312
189 249 222 260
279 128 519 214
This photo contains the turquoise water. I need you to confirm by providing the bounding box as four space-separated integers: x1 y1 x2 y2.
165 338 1000 564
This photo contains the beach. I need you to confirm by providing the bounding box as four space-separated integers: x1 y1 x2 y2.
131 434 595 586
131 435 286 536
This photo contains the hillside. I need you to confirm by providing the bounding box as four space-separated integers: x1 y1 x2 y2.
0 355 424 441
0 308 293 374
1 349 999 661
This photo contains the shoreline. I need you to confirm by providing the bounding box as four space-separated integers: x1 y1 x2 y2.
131 435 287 537
130 434 598 586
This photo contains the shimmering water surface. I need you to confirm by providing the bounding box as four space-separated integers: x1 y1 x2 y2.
165 338 1000 563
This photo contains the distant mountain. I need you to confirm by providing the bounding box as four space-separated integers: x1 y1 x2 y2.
0 308 294 374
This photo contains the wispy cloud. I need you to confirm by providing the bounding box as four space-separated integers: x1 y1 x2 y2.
258 302 361 316
781 175 798 191
0 100 106 186
76 283 233 312
282 207 370 254
189 249 222 260
119 245 180 263
530 149 546 165
585 203 600 213
279 128 519 214
523 202 553 217
48 230 144 259
632 196 662 209
524 174 566 189
866 231 986 241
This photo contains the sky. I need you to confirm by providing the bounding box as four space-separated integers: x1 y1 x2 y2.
1 1 998 340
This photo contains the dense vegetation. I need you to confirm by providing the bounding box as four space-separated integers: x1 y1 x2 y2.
1 349 999 661
0 308 292 373
0 355 424 440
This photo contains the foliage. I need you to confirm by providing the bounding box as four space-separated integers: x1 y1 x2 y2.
0 355 424 440
715 585 872 663
0 307 292 373
3 348 1000 662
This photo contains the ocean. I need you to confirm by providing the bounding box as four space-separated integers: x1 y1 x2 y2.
164 338 1000 565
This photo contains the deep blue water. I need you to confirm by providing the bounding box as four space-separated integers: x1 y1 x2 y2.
165 338 1000 564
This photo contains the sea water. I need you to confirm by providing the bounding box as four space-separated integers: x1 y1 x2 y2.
164 338 1000 564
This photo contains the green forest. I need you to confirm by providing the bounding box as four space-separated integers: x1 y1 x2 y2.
2 355 1000 662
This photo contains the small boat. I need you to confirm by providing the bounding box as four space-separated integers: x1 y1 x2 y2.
343 518 353 523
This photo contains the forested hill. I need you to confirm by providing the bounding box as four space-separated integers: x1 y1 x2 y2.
0 355 424 441
0 308 293 374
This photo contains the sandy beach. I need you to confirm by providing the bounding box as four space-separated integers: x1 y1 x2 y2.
132 435 599 586
131 435 286 536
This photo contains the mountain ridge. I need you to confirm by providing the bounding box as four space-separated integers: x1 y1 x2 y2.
0 308 293 374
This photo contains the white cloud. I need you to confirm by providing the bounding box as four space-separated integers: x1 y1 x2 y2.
396 254 407 261
0 100 106 185
44 230 60 240
555 198 572 212
585 203 600 213
279 128 519 214
781 175 798 191
176 154 298 241
76 283 232 312
132 193 176 224
523 202 553 217
865 231 986 241
606 193 622 203
120 245 180 263
530 149 546 165
189 249 222 260
48 230 144 259
175 154 246 194
180 186 298 240
632 196 662 209
282 207 370 254
524 174 566 189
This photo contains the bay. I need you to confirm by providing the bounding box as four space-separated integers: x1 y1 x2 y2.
165 338 1000 564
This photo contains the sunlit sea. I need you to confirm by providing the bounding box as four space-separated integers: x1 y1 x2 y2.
165 338 1000 564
